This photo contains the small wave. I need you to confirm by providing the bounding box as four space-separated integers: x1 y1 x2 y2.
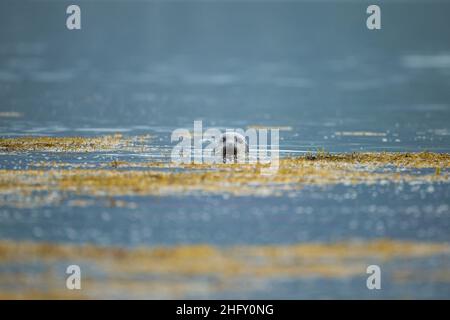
74 128 132 133
402 54 450 69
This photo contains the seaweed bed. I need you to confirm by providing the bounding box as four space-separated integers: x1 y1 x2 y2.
0 134 150 152
0 239 449 299
0 135 449 200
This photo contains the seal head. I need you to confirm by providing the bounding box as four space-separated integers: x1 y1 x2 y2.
216 132 248 163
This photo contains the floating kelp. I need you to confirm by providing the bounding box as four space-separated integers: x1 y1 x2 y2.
0 152 448 202
0 239 448 299
0 134 150 152
294 151 450 168
26 151 450 170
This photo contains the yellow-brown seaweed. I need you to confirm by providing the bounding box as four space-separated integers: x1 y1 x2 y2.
0 134 150 152
0 152 449 202
0 239 448 299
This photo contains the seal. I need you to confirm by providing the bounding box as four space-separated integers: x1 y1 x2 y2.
216 132 249 163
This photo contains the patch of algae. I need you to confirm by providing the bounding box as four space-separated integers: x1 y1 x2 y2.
0 134 149 152
297 151 450 168
0 152 449 199
28 151 450 170
0 239 449 299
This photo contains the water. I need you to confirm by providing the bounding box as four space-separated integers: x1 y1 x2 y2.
0 0 450 299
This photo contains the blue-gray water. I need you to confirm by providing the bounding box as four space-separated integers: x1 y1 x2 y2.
1 0 450 299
